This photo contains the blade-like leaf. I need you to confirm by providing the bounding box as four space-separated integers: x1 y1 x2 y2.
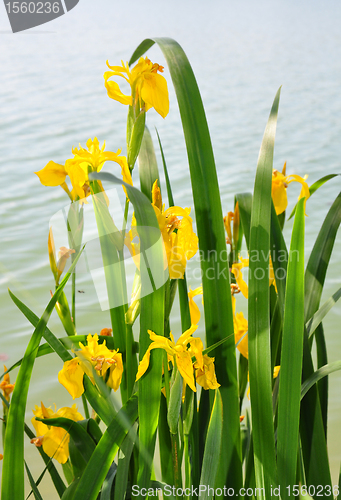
306 287 341 338
113 424 137 500
25 461 44 500
8 289 72 362
304 191 341 434
1 249 83 500
300 330 332 495
301 360 341 399
305 192 341 323
277 198 305 499
72 395 138 500
90 171 165 491
199 390 223 500
236 192 252 250
130 36 242 493
100 463 117 500
89 184 129 403
248 88 281 498
156 129 174 207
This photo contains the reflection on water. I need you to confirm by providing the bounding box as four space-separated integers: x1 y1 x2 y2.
1 0 340 496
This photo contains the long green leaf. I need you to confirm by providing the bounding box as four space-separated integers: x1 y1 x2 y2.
91 171 165 491
305 192 341 323
72 395 138 500
130 36 242 493
113 424 137 500
248 88 281 498
277 198 305 499
1 248 83 500
24 461 44 500
300 330 332 495
236 192 252 250
199 390 223 500
304 191 341 434
100 463 117 500
301 361 341 399
156 129 174 207
89 184 129 403
8 289 72 362
306 287 341 338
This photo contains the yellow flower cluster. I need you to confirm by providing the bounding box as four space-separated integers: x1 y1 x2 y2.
31 402 83 464
35 137 132 202
58 334 123 399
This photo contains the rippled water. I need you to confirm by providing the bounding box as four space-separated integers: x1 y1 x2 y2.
1 0 341 496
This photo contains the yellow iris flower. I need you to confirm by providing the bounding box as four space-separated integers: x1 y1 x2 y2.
272 162 310 215
188 285 203 325
152 180 198 279
125 181 198 279
35 138 132 201
104 57 169 118
224 202 240 248
136 326 220 393
31 402 83 464
232 295 248 359
187 284 248 359
0 366 15 402
231 253 277 297
194 354 221 390
136 325 202 392
58 334 123 399
231 255 249 299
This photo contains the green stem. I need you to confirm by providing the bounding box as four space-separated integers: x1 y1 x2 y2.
184 434 191 500
170 433 182 492
163 351 171 405
118 198 136 398
81 393 90 420
72 270 76 326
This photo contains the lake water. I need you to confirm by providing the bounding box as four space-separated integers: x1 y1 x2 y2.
0 0 340 496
